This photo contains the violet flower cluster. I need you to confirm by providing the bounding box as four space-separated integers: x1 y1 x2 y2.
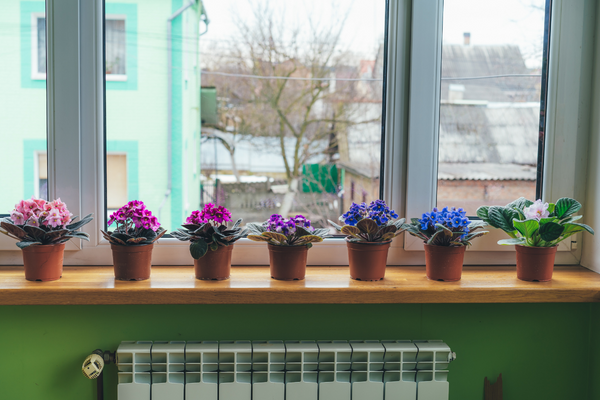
186 203 232 226
264 214 315 237
419 207 470 235
108 200 160 232
341 200 399 227
10 197 73 229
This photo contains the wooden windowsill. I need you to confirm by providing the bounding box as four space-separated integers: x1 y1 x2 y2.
1 266 600 305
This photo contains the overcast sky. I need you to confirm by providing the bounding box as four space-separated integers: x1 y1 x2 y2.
200 0 545 69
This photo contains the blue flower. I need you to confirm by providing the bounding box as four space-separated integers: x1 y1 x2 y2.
420 222 429 230
451 216 462 228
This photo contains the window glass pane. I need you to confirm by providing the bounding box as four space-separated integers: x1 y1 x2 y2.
106 18 126 75
0 4 47 214
105 0 386 231
436 0 547 215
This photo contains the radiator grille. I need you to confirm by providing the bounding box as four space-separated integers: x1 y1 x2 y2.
116 340 455 400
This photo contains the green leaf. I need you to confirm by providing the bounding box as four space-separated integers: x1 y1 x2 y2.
190 239 209 259
16 241 43 249
65 214 94 231
295 227 313 237
0 221 28 239
513 219 539 239
560 215 583 224
435 223 453 237
468 220 487 229
547 203 555 214
232 219 242 229
410 218 420 225
498 238 527 245
427 230 442 245
246 223 266 235
488 206 519 233
476 206 490 222
297 235 324 244
562 222 595 237
328 219 343 231
506 197 533 211
539 222 565 242
247 234 271 242
379 225 398 235
357 218 378 234
312 228 330 238
381 232 396 241
210 242 219 251
554 198 581 218
341 225 361 236
465 231 488 241
262 231 287 243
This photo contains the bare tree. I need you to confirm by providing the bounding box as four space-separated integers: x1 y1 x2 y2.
201 0 380 217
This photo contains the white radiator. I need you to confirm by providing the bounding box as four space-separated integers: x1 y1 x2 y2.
116 340 455 400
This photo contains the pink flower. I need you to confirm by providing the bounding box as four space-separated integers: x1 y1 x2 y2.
10 211 25 225
524 199 550 221
27 216 40 227
15 200 27 214
46 216 62 228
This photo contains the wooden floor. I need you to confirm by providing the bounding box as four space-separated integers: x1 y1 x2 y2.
1 265 600 305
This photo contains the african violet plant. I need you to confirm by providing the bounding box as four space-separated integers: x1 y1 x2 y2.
329 200 406 242
477 197 594 247
171 203 246 259
403 206 488 246
0 197 93 248
247 214 329 247
101 200 166 246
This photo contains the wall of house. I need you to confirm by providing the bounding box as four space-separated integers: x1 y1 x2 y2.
0 303 594 400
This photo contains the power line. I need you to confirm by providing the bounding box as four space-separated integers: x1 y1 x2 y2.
201 70 382 81
202 71 542 82
441 74 541 81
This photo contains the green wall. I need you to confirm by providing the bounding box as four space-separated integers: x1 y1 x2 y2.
0 303 595 399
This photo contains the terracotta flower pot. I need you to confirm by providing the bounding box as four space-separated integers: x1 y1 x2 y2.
111 243 154 281
268 243 308 280
347 240 391 281
22 243 66 282
424 244 466 281
194 244 234 280
515 245 557 282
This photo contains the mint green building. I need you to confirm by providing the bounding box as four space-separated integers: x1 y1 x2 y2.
0 0 206 231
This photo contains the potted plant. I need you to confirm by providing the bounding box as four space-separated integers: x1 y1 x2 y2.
328 200 406 281
247 214 329 280
171 204 246 280
100 200 166 281
0 197 93 281
403 207 488 281
477 197 594 281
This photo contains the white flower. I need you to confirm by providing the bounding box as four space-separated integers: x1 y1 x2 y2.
524 199 549 220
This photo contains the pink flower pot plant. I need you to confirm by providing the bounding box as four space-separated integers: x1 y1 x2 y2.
477 197 594 281
247 215 329 280
101 200 166 281
0 197 93 281
328 200 406 281
171 204 247 280
403 207 488 281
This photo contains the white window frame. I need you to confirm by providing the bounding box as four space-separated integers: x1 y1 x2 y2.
0 0 595 266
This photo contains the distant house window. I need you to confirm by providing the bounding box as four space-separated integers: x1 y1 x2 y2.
105 18 126 78
32 15 127 81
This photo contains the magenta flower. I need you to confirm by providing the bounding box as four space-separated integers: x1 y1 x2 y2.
108 200 161 233
187 204 232 226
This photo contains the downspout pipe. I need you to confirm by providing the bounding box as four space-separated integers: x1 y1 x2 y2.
158 0 196 221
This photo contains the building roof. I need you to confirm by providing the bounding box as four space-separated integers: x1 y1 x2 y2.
438 162 537 181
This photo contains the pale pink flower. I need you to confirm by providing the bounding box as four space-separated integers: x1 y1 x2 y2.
45 216 62 228
47 208 60 219
524 199 550 220
26 216 40 227
15 200 26 214
23 199 39 213
10 211 25 225
33 198 46 209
